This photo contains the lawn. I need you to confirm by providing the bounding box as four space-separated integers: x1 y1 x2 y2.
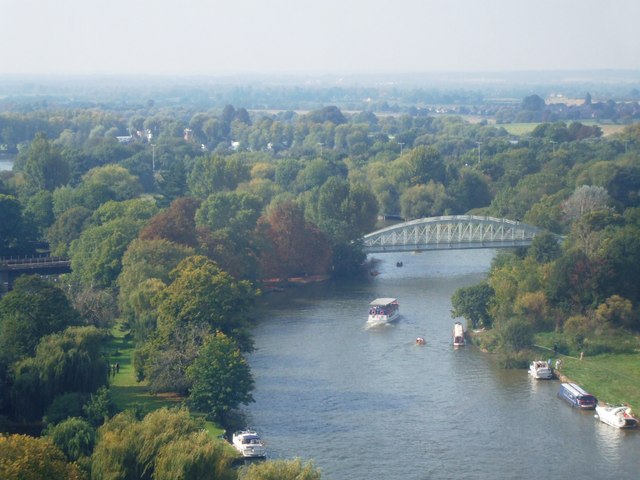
532 333 640 413
104 323 226 438
500 121 629 137
558 353 640 412
500 123 540 136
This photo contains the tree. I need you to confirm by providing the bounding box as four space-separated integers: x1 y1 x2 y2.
594 295 635 330
154 430 236 480
19 132 70 192
68 287 118 329
23 190 55 237
238 458 322 480
155 256 257 343
79 164 143 204
82 386 116 427
598 225 640 305
0 194 37 256
257 199 332 279
521 94 545 111
406 145 446 186
400 181 451 219
187 154 250 197
139 197 201 248
91 408 226 480
46 206 92 256
514 291 551 330
118 238 194 328
451 282 495 328
194 191 262 238
69 216 144 289
498 319 534 351
306 105 346 125
186 332 254 422
562 185 611 223
528 231 561 263
449 169 492 213
0 275 78 365
44 417 96 462
144 322 211 394
43 392 86 426
545 249 601 313
0 434 85 480
10 326 108 422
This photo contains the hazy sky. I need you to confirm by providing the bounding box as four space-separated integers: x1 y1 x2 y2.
2 0 639 76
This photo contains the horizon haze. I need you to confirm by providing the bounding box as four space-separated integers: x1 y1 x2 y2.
2 0 640 77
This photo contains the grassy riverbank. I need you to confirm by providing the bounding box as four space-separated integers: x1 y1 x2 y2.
532 333 640 412
104 323 226 438
471 329 640 412
558 354 640 411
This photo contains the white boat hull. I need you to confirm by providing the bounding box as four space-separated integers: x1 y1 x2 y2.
595 405 638 429
453 322 465 346
529 361 553 379
367 311 399 324
232 430 267 458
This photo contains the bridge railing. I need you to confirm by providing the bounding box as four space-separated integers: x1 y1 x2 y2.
362 215 547 253
0 255 71 267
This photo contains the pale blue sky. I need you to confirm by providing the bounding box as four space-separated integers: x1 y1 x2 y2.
2 0 639 75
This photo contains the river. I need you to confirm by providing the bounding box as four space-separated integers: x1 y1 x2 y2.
246 249 640 479
0 154 14 171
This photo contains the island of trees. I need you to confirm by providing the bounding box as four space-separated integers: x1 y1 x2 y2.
0 81 639 478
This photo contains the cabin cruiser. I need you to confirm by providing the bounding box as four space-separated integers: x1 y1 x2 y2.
453 322 465 346
595 404 638 429
232 429 266 458
368 298 399 324
529 360 553 379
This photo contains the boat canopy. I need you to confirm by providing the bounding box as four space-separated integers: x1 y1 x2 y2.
369 298 398 306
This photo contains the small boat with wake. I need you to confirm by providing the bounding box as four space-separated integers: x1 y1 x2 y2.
367 298 400 325
453 322 465 347
529 360 553 379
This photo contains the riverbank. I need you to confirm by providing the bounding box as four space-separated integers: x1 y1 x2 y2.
259 274 331 293
552 353 640 413
468 328 640 413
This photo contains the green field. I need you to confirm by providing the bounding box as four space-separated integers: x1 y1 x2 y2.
531 336 640 412
105 324 226 438
559 353 640 411
500 121 629 137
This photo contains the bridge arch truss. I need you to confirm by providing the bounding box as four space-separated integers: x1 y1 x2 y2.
363 215 544 253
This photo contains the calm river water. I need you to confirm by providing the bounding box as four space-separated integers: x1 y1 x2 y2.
247 249 640 480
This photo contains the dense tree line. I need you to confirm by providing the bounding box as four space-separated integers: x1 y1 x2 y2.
1 97 639 477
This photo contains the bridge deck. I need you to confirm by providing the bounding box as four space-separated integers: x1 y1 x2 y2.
363 215 546 254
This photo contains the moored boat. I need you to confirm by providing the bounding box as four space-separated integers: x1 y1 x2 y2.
595 404 638 429
367 298 399 324
232 429 267 458
453 322 465 346
529 360 553 379
558 383 597 409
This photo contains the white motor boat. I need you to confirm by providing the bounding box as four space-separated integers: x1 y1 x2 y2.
453 322 465 346
595 404 638 429
232 429 267 458
367 298 399 324
528 360 553 379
